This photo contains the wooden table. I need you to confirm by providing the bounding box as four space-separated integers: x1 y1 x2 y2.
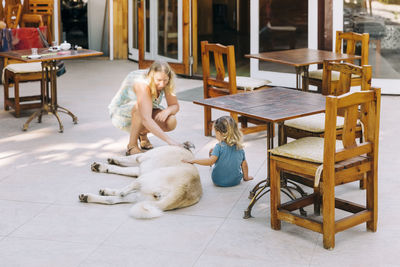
245 48 361 91
0 48 103 132
193 87 327 218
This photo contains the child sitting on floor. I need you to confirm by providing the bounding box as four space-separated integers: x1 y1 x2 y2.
185 116 253 187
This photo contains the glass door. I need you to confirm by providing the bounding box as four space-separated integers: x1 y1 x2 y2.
249 0 318 87
128 0 139 60
133 0 191 75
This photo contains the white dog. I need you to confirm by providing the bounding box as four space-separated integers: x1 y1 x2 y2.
79 142 202 219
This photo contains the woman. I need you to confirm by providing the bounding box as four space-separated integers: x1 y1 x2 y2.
109 61 180 155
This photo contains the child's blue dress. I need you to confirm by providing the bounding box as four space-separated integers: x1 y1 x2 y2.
211 141 245 187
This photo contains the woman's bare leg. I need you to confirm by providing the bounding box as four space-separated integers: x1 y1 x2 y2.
129 109 178 152
127 105 146 154
152 109 177 132
138 110 177 149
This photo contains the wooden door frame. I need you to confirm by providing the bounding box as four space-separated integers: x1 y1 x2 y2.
138 0 191 75
318 0 333 51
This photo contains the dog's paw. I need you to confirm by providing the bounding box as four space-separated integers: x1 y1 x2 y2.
99 188 118 196
119 191 128 197
79 194 88 202
91 162 100 172
107 158 118 165
91 162 108 173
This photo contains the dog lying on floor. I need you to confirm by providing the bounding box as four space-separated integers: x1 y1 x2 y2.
79 142 202 219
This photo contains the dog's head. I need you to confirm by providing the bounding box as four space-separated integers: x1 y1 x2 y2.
182 141 195 152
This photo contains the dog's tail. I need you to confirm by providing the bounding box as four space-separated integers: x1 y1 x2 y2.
129 201 163 219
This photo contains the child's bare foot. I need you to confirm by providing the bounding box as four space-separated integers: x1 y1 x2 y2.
243 176 254 181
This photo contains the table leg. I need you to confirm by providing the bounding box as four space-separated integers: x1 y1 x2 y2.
22 60 78 132
243 122 308 219
294 66 309 91
295 66 301 89
244 122 273 219
301 65 309 92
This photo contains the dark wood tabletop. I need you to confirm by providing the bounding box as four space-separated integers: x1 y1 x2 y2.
245 48 361 67
0 48 103 62
193 87 326 122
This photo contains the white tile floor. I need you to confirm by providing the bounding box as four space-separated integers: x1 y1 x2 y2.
0 59 400 267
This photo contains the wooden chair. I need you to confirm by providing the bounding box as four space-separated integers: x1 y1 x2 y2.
25 0 53 42
303 31 369 93
20 13 45 27
201 41 271 136
3 61 44 117
269 86 381 249
5 3 22 29
282 61 371 188
2 27 48 117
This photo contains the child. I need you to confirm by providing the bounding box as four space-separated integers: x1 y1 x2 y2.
185 116 253 187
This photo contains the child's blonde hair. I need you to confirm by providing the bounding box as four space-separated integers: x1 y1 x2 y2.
213 116 243 149
146 61 176 99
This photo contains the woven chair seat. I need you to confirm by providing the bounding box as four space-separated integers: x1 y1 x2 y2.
224 76 271 91
6 62 42 73
284 113 345 133
304 69 361 81
269 136 343 163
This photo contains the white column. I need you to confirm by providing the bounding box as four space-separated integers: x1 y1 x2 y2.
249 0 259 78
109 0 114 60
54 0 59 43
308 0 318 49
332 0 344 49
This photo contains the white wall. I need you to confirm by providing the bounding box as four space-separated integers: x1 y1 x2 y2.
88 0 109 56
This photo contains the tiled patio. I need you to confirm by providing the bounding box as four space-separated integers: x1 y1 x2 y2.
0 59 399 266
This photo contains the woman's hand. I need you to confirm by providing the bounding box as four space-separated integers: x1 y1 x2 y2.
154 109 171 122
165 138 181 146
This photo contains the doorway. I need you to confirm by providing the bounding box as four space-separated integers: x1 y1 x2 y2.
197 0 250 76
60 0 88 48
128 0 190 75
250 0 312 88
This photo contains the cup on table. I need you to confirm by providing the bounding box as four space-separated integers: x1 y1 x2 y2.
31 48 38 55
51 41 58 49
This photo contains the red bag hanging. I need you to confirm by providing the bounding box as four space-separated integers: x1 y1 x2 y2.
11 26 48 50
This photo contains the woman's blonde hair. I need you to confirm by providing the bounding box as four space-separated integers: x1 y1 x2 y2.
146 61 176 98
213 116 243 149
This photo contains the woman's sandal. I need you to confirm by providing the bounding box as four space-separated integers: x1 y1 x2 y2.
139 134 153 150
126 146 143 156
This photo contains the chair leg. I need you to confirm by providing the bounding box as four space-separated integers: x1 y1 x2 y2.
366 171 377 232
278 123 288 145
240 116 248 129
14 78 20 118
313 187 321 216
231 112 238 123
359 175 367 190
204 106 212 136
4 71 10 111
322 176 335 250
40 78 45 105
270 159 281 230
